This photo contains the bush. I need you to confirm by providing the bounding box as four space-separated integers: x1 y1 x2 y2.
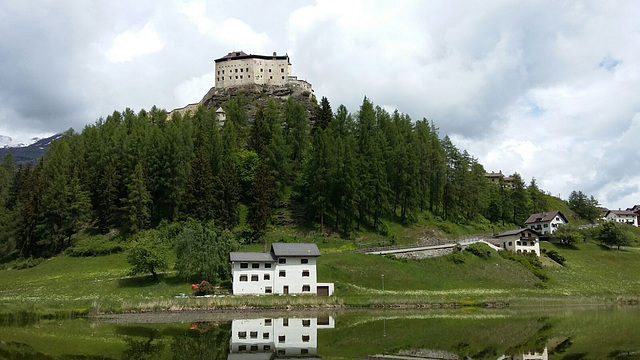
5 257 42 270
465 243 492 259
448 250 466 264
126 230 169 281
545 249 566 265
65 235 125 257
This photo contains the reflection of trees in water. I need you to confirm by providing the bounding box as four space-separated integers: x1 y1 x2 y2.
121 330 164 360
170 323 229 360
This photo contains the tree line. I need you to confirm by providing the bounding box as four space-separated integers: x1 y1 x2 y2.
1 95 556 260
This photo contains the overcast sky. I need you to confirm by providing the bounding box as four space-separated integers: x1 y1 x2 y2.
1 0 639 209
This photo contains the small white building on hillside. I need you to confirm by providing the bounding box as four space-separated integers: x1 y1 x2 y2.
604 209 638 227
525 211 568 236
230 243 334 296
495 228 541 256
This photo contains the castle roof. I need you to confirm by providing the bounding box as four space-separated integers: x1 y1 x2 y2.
215 51 290 64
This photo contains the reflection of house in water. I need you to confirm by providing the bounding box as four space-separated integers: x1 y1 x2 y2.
497 347 548 360
228 316 334 359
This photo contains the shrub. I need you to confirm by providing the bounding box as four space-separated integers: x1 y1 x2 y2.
448 250 466 264
465 243 492 259
126 230 169 281
193 280 217 296
6 257 42 270
545 249 566 265
499 250 549 282
65 235 125 257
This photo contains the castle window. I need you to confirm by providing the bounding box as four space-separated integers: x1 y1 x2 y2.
246 67 249 72
235 69 238 73
269 69 272 72
229 76 231 80
217 71 219 75
235 76 238 79
282 76 284 79
240 75 243 79
222 70 224 74
270 76 273 79
260 68 263 72
248 75 250 78
281 68 284 72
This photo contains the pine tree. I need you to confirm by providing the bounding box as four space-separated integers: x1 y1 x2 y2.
247 162 275 241
122 162 152 234
215 157 241 229
284 96 308 169
313 96 333 131
305 129 331 231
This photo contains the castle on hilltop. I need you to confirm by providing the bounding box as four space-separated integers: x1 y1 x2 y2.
214 51 312 93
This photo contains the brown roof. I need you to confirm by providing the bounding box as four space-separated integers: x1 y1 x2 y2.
606 210 637 216
496 228 540 237
524 211 567 224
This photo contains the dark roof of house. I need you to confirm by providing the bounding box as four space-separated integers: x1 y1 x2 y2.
215 51 290 63
229 252 276 262
496 228 540 237
271 243 321 257
626 205 640 213
606 210 637 216
524 211 567 224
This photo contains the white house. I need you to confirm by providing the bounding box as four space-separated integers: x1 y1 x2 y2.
228 316 334 359
229 243 334 296
604 209 639 227
524 211 568 236
495 228 541 256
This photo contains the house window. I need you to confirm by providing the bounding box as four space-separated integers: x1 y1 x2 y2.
544 224 549 228
302 335 310 342
508 242 512 246
301 349 309 355
302 270 310 277
283 318 289 326
240 263 248 269
263 332 269 339
279 258 286 264
302 285 310 292
239 275 248 282
265 263 272 268
250 345 258 351
264 274 270 280
301 258 308 264
250 331 258 339
264 345 271 350
265 287 272 294
278 349 285 356
265 319 272 326
239 345 246 351
302 319 311 327
279 270 286 277
238 331 246 339
252 263 259 268
251 275 258 281
278 335 285 343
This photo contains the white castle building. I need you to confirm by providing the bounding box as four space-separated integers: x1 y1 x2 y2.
214 51 312 93
229 243 334 296
228 316 334 359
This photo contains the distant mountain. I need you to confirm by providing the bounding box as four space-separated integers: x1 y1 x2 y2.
0 133 63 165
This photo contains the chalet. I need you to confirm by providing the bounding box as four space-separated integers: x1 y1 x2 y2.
604 209 638 227
229 243 334 296
524 211 568 236
495 228 541 256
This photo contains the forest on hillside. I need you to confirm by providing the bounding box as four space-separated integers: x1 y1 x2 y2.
0 95 556 260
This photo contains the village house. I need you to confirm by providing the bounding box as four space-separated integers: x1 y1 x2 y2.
484 170 515 189
229 243 334 296
524 211 568 236
495 228 541 256
604 209 639 227
626 205 640 226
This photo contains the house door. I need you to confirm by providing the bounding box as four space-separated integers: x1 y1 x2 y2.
317 286 329 296
283 286 289 294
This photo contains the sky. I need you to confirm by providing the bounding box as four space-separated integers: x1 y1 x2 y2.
1 0 639 210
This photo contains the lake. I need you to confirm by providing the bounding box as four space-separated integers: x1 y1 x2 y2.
1 306 639 359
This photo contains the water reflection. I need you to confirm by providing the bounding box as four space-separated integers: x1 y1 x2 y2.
228 316 334 359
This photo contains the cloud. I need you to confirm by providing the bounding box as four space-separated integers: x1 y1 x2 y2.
106 22 164 63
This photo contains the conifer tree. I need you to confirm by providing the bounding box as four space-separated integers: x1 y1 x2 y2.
305 128 331 231
313 96 333 131
248 162 275 241
284 96 308 169
215 157 241 229
122 162 152 234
